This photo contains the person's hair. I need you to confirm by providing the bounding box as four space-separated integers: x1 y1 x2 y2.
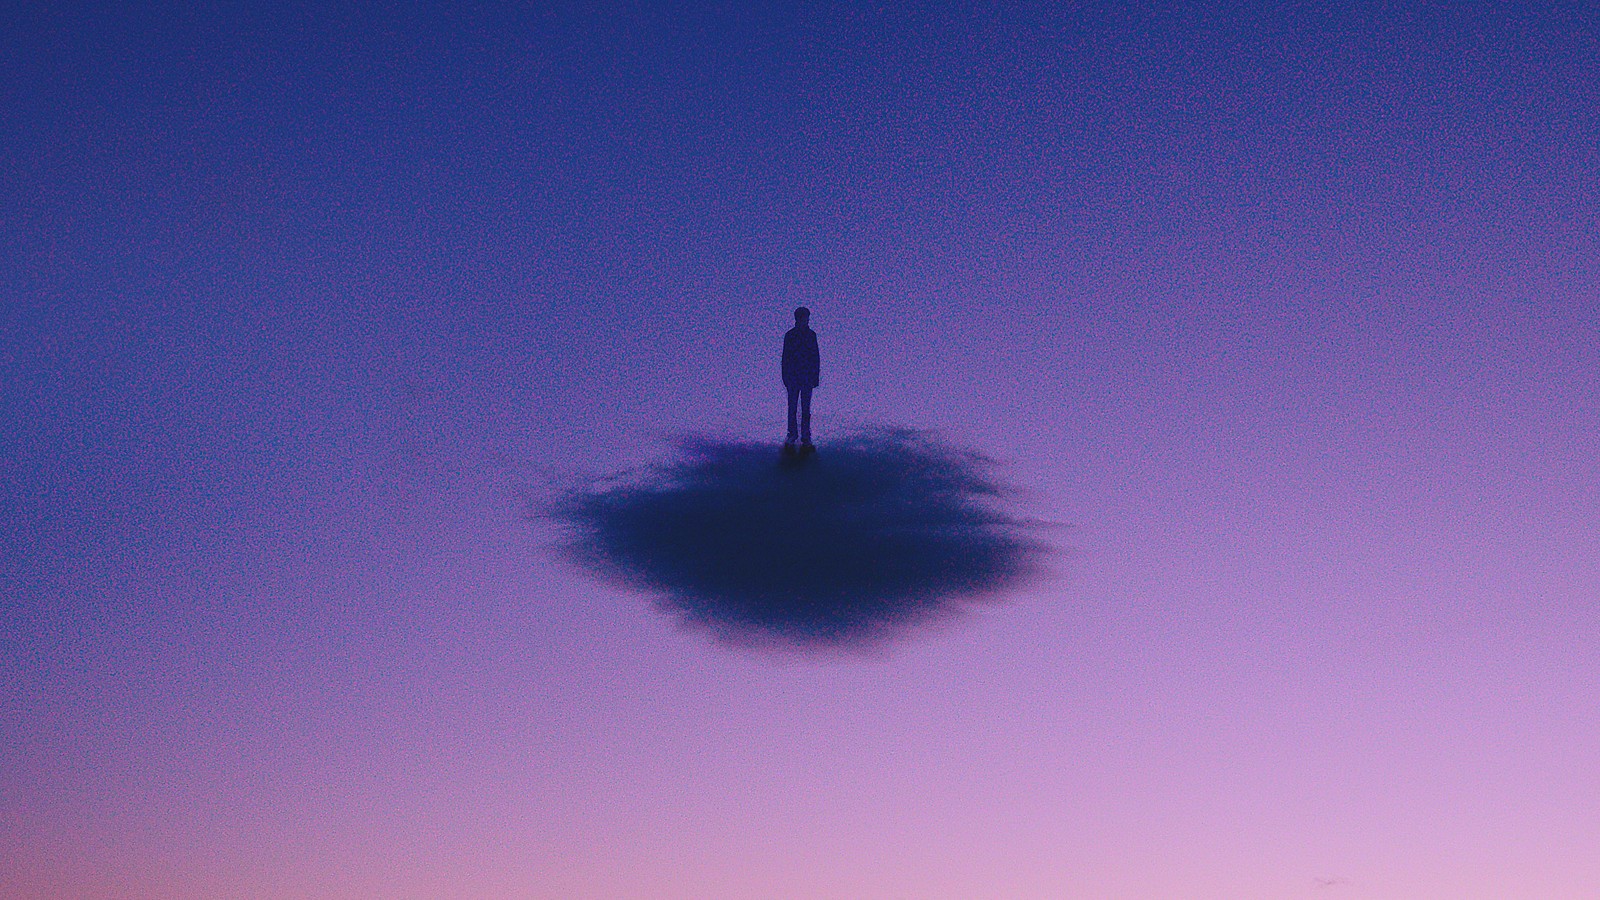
794 306 810 322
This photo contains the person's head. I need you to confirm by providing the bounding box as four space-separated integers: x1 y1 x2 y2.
794 306 810 325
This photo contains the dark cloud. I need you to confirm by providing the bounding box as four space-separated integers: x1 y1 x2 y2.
549 428 1045 649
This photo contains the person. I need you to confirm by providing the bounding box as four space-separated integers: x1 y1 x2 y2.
782 306 820 448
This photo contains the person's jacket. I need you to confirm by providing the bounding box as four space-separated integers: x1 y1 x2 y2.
782 325 820 388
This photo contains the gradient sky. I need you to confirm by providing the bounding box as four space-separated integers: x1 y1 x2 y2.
5 3 1600 898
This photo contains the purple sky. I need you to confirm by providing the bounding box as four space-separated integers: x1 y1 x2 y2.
5 3 1600 897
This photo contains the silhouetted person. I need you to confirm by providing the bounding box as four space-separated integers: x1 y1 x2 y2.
783 307 820 447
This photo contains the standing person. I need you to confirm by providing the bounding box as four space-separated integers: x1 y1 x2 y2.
782 306 820 449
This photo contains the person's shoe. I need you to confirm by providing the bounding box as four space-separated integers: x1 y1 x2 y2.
799 441 815 456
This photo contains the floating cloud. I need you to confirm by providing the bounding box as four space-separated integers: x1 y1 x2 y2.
550 428 1044 649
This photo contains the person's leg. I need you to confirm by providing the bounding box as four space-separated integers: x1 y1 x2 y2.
799 387 813 444
786 386 799 444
